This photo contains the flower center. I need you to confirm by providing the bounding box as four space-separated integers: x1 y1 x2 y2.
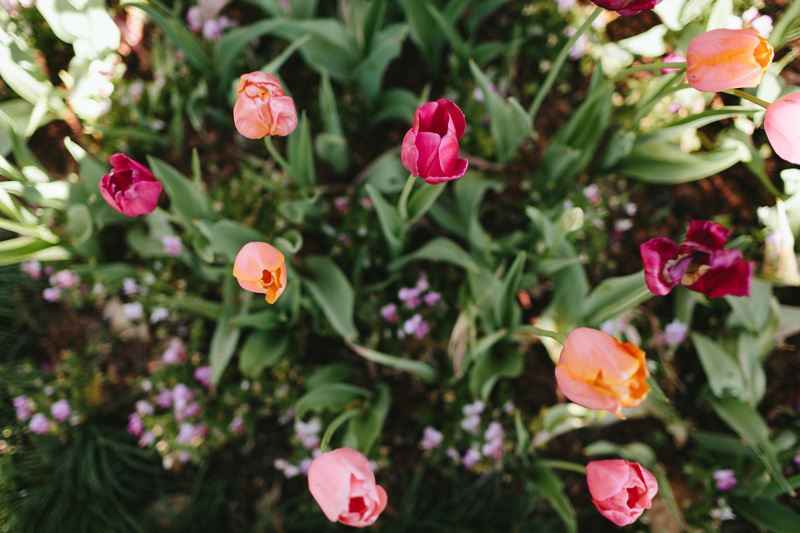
349 496 367 515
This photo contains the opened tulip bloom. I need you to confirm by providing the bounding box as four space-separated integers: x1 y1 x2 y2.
686 29 773 92
555 328 649 418
640 220 753 298
401 99 468 185
587 460 658 526
589 0 662 16
307 447 388 528
99 154 162 217
232 242 287 304
764 92 800 165
233 71 297 139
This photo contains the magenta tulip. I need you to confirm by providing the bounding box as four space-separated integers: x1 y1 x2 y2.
99 154 162 217
401 99 468 185
589 0 662 16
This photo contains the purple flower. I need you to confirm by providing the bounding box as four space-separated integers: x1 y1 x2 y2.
127 413 143 437
194 366 211 388
403 314 428 339
138 430 155 447
359 197 372 209
29 413 50 435
14 396 31 421
713 469 737 491
135 400 154 415
421 426 444 450
156 389 173 409
484 421 504 442
333 197 350 213
229 416 245 435
641 220 754 298
20 261 41 279
446 447 461 463
398 287 421 308
177 422 195 445
172 384 194 413
379 303 399 324
42 287 61 302
150 307 169 324
460 414 481 435
162 235 183 257
122 302 143 320
462 400 485 416
162 339 186 365
186 6 203 31
663 319 688 346
295 418 321 450
463 448 481 469
503 400 515 414
423 292 441 306
50 399 71 422
587 0 662 17
183 401 202 419
662 52 686 73
202 18 223 41
51 270 80 289
416 278 429 292
481 438 504 459
122 277 140 295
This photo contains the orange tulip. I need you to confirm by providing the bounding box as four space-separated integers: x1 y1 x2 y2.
232 242 287 304
233 71 297 139
686 29 773 93
554 328 650 418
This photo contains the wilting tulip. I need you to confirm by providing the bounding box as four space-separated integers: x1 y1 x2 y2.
401 99 468 185
233 71 297 139
686 29 773 92
764 92 800 165
640 220 753 298
586 459 658 526
307 447 388 528
99 154 162 217
232 242 287 304
554 328 650 418
588 0 662 16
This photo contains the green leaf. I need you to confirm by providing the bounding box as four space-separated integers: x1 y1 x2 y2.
730 497 800 533
493 251 526 328
271 20 361 81
315 133 349 173
581 271 653 326
147 156 210 226
63 137 106 196
294 383 371 419
239 329 290 376
126 2 210 72
691 332 746 399
737 333 767 406
343 383 391 455
160 296 220 320
709 396 795 496
365 184 403 256
214 19 284 91
371 89 419 125
388 237 482 274
614 141 742 183
529 465 577 533
229 310 286 330
406 181 446 223
724 278 772 333
425 3 468 58
286 111 316 189
197 219 265 263
346 340 438 382
303 255 358 340
65 204 93 244
318 69 343 136
209 277 248 386
469 350 523 400
354 23 408 105
0 26 54 105
306 364 357 390
0 237 70 266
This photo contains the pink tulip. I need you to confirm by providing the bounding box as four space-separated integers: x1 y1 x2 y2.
401 99 468 185
99 154 162 217
233 71 297 139
587 459 658 526
589 0 662 16
307 448 388 528
232 241 287 304
764 92 800 165
686 29 774 93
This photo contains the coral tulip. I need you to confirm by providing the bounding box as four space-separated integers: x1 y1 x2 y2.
233 71 297 139
589 0 662 16
401 99 468 185
586 459 658 526
764 92 800 165
640 220 753 298
686 29 773 93
554 328 650 418
232 242 287 304
307 447 388 528
99 154 162 217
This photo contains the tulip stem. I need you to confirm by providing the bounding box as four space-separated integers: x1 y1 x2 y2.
528 6 603 124
539 459 587 475
610 61 688 82
398 173 416 220
727 89 771 110
320 408 360 454
264 136 293 175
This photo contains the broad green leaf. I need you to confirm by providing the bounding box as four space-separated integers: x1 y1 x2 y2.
229 310 287 330
147 156 210 226
343 383 390 455
582 271 653 326
406 181 446 223
319 69 343 136
493 251 525 328
398 0 441 72
425 3 468 58
197 219 265 263
584 440 656 466
354 23 407 105
286 111 316 189
529 465 577 533
0 26 54 105
214 19 284 91
469 350 523 400
63 137 106 195
691 332 746 399
272 20 360 80
161 296 220 320
306 364 357 390
0 237 70 266
209 277 248 386
315 133 349 173
371 89 418 125
294 383 371 419
239 329 290 376
346 341 437 382
37 0 120 56
126 2 210 72
303 256 358 339
365 184 403 256
724 278 772 332
65 204 93 244
737 333 766 406
730 496 800 533
388 237 482 274
614 141 742 183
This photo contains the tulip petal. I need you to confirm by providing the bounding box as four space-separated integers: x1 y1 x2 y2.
234 94 272 139
269 96 299 136
401 129 420 176
764 93 800 165
413 131 443 178
640 237 679 295
555 364 622 415
682 219 731 252
685 258 753 297
686 29 773 92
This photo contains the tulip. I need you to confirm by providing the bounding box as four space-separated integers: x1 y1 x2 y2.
233 71 297 139
554 328 650 418
99 154 162 217
232 242 287 304
307 447 388 528
586 459 658 526
686 29 774 93
764 92 800 165
640 220 753 298
588 0 662 16
401 99 468 185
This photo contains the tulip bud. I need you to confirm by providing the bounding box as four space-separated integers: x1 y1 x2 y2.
764 92 800 165
401 99 468 185
233 71 298 139
587 459 658 526
232 242 287 304
588 0 662 16
686 29 773 93
99 154 162 217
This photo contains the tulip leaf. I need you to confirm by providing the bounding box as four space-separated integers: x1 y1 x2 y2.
371 89 419 125
730 497 800 533
346 340 438 383
709 396 795 496
0 26 53 106
286 111 316 189
239 329 290 377
294 383 371 419
691 332 746 400
724 278 772 333
493 251 526 329
302 255 358 340
469 350 523 400
406 181 446 224
365 184 404 256
388 237 481 274
581 271 654 327
209 277 249 386
147 156 210 227
63 137 106 196
529 464 577 533
343 383 391 455
425 2 468 58
354 23 408 105
65 204 93 245
0 237 70 266
615 141 742 184
214 19 284 92
229 310 287 330
271 20 361 81
197 219 266 264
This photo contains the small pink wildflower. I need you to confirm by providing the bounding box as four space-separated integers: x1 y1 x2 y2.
29 413 50 435
50 399 71 422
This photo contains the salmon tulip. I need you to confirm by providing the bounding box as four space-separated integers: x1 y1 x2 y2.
99 154 162 217
587 459 658 526
554 328 650 418
764 92 800 165
686 29 773 92
232 242 287 304
233 71 297 139
307 447 388 528
401 99 468 185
